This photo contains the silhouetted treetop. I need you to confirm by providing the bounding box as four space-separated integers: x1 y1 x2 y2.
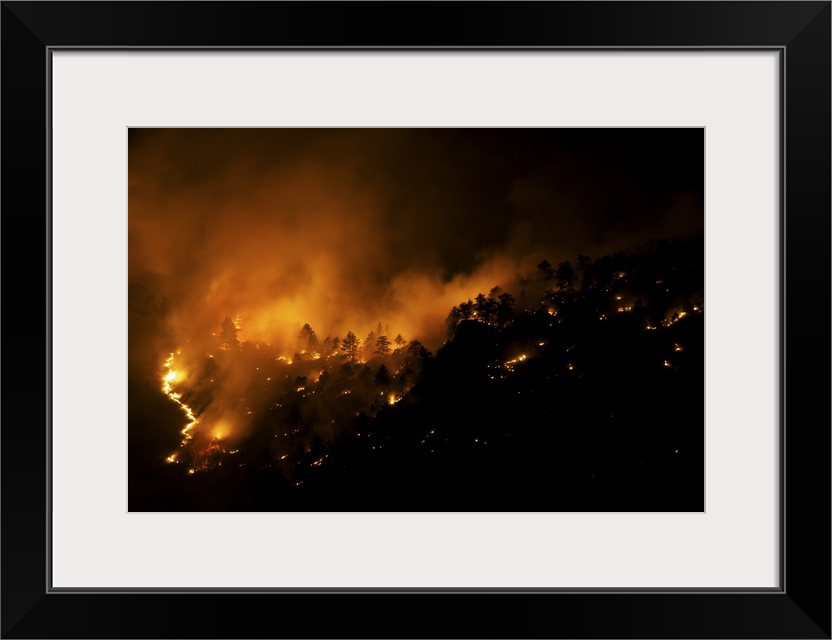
341 331 361 364
374 335 392 356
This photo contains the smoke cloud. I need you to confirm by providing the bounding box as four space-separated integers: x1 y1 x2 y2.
130 128 702 348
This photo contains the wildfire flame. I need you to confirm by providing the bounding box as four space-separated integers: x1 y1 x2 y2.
162 352 199 455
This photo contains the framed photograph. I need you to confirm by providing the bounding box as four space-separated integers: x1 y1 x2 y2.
3 2 829 638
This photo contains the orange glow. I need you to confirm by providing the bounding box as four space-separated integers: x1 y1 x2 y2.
161 353 199 447
504 354 529 370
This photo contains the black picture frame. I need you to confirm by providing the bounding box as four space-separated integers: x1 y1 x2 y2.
2 2 829 638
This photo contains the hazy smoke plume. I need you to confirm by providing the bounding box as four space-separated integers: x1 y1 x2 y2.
130 128 701 348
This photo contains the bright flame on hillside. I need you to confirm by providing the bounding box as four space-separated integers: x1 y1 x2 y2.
162 353 199 450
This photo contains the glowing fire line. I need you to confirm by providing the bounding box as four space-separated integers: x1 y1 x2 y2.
162 353 199 459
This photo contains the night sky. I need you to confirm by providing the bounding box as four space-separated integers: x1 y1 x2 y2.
128 128 704 511
129 128 702 348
